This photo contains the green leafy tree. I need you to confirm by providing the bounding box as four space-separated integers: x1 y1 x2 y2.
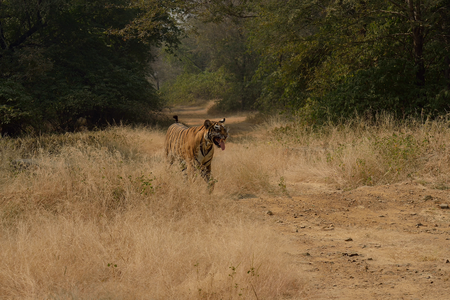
159 1 261 111
198 17 259 111
249 0 450 120
0 0 183 135
313 0 450 119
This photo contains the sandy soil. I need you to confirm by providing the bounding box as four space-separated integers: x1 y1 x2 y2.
167 103 450 300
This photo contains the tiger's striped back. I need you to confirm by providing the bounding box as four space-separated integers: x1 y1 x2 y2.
164 122 208 164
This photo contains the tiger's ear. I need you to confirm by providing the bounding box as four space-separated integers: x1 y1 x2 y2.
219 118 225 124
204 120 213 128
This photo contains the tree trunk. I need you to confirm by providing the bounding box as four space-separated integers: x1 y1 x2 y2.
0 21 7 50
407 0 425 86
446 56 450 90
413 26 425 86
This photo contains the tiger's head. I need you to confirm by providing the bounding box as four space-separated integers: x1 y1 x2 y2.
204 118 228 150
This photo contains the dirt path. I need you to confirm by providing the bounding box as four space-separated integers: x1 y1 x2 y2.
165 101 254 137
167 103 450 299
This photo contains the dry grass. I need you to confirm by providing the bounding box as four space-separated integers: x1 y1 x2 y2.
2 113 450 299
269 113 450 189
0 126 299 299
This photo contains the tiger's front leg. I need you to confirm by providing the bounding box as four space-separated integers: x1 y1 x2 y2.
185 159 198 182
200 165 216 193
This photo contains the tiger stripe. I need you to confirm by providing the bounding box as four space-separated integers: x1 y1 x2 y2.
164 116 228 189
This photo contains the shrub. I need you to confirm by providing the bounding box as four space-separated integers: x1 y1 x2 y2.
160 68 230 105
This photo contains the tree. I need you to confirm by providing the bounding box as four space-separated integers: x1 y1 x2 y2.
0 0 183 135
249 0 450 119
159 0 261 111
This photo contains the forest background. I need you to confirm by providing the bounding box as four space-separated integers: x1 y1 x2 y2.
1 0 450 136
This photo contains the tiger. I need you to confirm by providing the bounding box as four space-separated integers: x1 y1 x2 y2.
164 115 228 190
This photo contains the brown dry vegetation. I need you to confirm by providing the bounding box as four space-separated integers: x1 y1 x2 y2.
0 124 300 299
1 104 450 299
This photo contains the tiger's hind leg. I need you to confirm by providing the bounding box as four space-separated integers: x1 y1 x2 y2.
165 150 176 166
200 166 216 193
184 159 200 183
176 159 191 181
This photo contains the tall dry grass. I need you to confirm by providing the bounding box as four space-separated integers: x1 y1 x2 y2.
3 114 450 298
0 126 300 299
268 113 450 189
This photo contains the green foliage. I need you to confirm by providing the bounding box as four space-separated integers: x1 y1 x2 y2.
160 13 261 112
159 0 449 118
211 76 262 112
6 0 446 125
317 58 430 120
133 173 157 195
249 0 450 120
248 0 328 112
0 80 33 135
0 0 183 136
160 68 230 105
278 176 288 195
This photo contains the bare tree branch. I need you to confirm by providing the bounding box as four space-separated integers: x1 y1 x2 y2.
374 9 408 18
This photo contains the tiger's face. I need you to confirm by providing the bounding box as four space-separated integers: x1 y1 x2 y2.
204 118 228 150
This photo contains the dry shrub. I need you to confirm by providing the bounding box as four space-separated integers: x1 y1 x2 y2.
0 126 300 299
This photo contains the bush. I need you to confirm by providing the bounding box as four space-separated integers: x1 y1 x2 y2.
160 68 230 105
0 0 179 136
0 80 35 136
316 58 450 121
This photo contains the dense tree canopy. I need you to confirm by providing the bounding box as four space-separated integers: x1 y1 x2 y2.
249 0 450 120
0 0 182 135
161 0 450 120
159 4 260 111
2 0 450 135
